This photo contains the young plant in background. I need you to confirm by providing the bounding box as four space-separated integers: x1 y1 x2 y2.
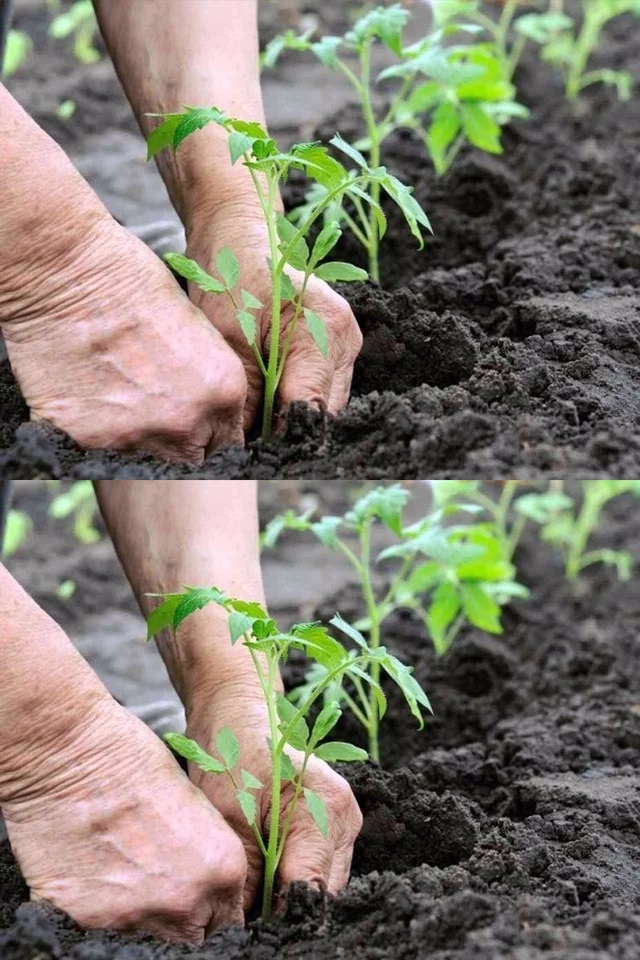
2 29 32 76
48 0 101 65
147 586 429 917
524 0 640 101
148 107 429 436
264 2 525 261
2 510 32 557
263 483 525 761
513 480 640 581
48 480 100 545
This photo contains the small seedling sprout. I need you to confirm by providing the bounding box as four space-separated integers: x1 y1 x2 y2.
147 108 430 436
147 587 429 918
263 483 525 761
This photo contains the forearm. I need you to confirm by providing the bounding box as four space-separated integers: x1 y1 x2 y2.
0 84 113 326
0 564 113 805
94 480 268 709
93 0 264 228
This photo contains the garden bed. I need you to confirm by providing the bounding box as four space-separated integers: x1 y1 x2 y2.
0 2 639 477
1 483 640 958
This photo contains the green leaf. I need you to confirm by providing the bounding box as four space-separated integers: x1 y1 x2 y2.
146 593 184 640
310 516 342 549
173 107 227 150
304 309 329 359
216 727 240 770
311 221 342 265
461 104 502 154
330 613 368 649
280 752 297 782
426 581 462 655
347 483 410 534
330 133 367 168
290 622 347 671
164 254 226 294
311 701 342 744
277 214 310 270
314 262 368 283
237 790 258 826
304 788 329 838
314 742 368 763
378 651 432 725
164 734 226 773
427 101 462 174
311 36 342 68
292 144 348 191
237 310 258 347
3 510 32 556
281 272 297 302
228 610 255 644
242 289 263 310
376 171 432 247
276 693 309 750
146 113 184 160
173 587 228 629
216 248 240 290
228 130 255 165
241 769 263 790
461 584 502 634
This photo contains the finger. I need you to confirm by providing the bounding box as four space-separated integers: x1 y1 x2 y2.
278 816 337 892
278 337 336 412
327 837 356 895
326 361 356 416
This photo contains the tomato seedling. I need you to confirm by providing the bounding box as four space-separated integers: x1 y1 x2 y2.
48 480 100 545
2 30 32 76
513 480 640 581
147 586 429 918
48 0 100 65
147 107 429 437
263 483 525 761
264 2 524 275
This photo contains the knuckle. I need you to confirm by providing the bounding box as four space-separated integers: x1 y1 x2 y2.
204 353 247 415
204 837 247 894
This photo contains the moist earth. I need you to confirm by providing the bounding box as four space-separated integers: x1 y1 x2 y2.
1 484 640 958
1 5 639 475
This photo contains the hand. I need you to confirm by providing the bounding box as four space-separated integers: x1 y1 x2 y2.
3 700 247 942
2 219 247 461
186 208 363 431
185 686 363 911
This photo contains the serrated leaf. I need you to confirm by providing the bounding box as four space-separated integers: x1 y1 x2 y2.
173 107 227 150
426 581 462 655
281 272 297 302
304 309 329 359
461 104 502 154
330 613 368 649
164 734 226 773
311 701 342 744
330 133 367 168
314 262 368 283
311 516 342 548
229 130 255 165
314 742 368 763
461 583 502 634
146 113 183 160
164 254 226 294
237 789 258 826
304 788 329 838
173 587 228 629
216 248 240 290
277 693 309 749
280 752 297 782
237 310 258 347
228 610 255 644
277 214 309 270
241 769 263 790
311 221 342 265
146 593 184 640
216 727 240 770
241 289 263 310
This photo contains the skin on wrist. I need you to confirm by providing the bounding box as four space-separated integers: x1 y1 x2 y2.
94 480 269 712
93 0 268 230
0 84 115 327
0 564 116 809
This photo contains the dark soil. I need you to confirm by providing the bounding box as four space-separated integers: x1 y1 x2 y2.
1 6 640 476
2 486 640 958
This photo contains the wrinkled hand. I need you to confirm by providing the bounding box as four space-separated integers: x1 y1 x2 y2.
185 688 363 911
186 211 363 431
3 701 247 942
3 219 247 461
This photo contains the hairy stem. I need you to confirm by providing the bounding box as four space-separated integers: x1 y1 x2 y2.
262 173 284 439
